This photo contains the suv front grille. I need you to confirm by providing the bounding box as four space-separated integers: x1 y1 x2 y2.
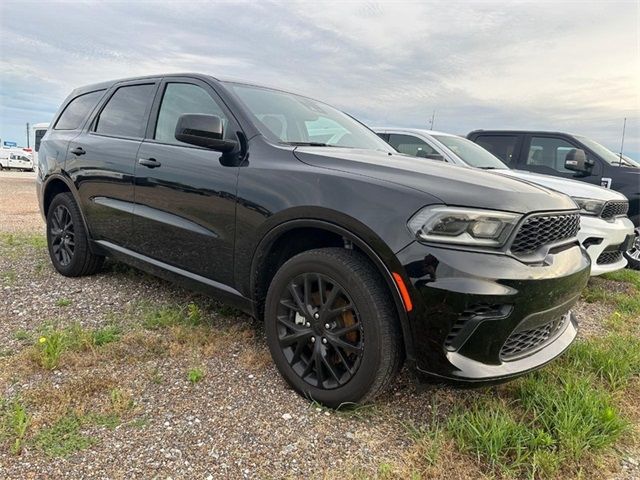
500 314 569 361
596 250 623 265
600 201 629 220
510 213 580 256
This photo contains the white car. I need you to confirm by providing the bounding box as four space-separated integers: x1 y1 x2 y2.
0 148 34 171
375 128 635 276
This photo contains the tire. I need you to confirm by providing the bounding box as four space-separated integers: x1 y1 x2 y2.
624 227 640 270
46 192 104 277
265 248 403 407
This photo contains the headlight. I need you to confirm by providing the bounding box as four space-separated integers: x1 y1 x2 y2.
407 206 521 247
572 197 605 216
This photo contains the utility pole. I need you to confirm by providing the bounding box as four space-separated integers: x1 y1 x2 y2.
26 122 30 148
618 117 626 166
429 110 436 130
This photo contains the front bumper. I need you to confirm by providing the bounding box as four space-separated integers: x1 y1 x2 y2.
579 215 635 275
396 241 590 384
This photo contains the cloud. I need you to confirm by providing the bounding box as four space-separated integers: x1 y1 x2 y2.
0 0 638 157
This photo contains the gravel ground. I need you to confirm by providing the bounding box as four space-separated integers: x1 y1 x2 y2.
0 173 637 479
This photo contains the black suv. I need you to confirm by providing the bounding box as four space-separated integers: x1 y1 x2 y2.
467 130 640 269
37 74 590 406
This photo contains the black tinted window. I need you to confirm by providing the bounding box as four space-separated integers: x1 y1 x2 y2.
388 134 437 157
527 136 577 173
475 135 519 164
54 90 104 130
95 84 155 138
155 83 230 145
34 129 46 152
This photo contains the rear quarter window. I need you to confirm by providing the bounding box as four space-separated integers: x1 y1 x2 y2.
54 90 105 130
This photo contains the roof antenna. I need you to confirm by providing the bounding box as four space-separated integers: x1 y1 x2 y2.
618 117 626 166
429 110 436 130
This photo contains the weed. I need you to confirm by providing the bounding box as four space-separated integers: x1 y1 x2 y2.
13 329 31 342
92 325 121 346
55 298 72 307
142 305 185 330
109 388 134 414
187 367 205 384
34 414 95 457
0 399 30 455
187 302 202 325
1 270 17 285
36 331 65 370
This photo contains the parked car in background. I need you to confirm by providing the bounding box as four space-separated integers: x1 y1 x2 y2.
0 148 34 171
375 128 635 276
38 74 590 407
466 130 640 269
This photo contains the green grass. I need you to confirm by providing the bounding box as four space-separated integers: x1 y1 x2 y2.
141 303 205 329
187 367 205 384
565 334 640 389
445 330 636 478
55 298 72 307
33 414 96 457
92 325 121 346
518 372 627 459
0 233 47 250
601 269 640 289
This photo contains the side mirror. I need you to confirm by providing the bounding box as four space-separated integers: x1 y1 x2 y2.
564 148 593 173
175 114 238 153
425 153 445 161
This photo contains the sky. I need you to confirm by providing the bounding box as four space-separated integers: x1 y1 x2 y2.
1 0 639 158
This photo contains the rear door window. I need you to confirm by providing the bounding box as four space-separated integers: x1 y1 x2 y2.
526 136 579 173
474 135 519 165
54 90 104 130
95 84 156 138
388 134 438 157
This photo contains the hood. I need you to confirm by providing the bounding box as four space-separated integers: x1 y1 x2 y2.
293 147 578 214
499 170 627 202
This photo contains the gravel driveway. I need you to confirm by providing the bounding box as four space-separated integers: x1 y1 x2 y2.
0 172 636 479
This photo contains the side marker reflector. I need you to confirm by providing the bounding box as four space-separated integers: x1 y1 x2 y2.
392 272 413 312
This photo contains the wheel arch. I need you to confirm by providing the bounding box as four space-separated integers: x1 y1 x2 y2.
249 217 415 361
42 174 93 244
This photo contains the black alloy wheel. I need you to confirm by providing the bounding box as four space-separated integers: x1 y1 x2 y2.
277 272 364 389
46 192 104 277
265 248 403 407
50 204 75 267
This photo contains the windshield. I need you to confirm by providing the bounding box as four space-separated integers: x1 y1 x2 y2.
225 83 394 152
432 135 508 169
574 135 639 168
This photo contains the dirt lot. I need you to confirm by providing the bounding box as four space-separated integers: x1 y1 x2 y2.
0 171 638 479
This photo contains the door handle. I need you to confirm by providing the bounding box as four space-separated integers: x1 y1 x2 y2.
70 147 86 156
138 158 161 168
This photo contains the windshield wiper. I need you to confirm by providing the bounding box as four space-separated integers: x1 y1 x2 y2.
286 141 333 147
478 166 498 170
